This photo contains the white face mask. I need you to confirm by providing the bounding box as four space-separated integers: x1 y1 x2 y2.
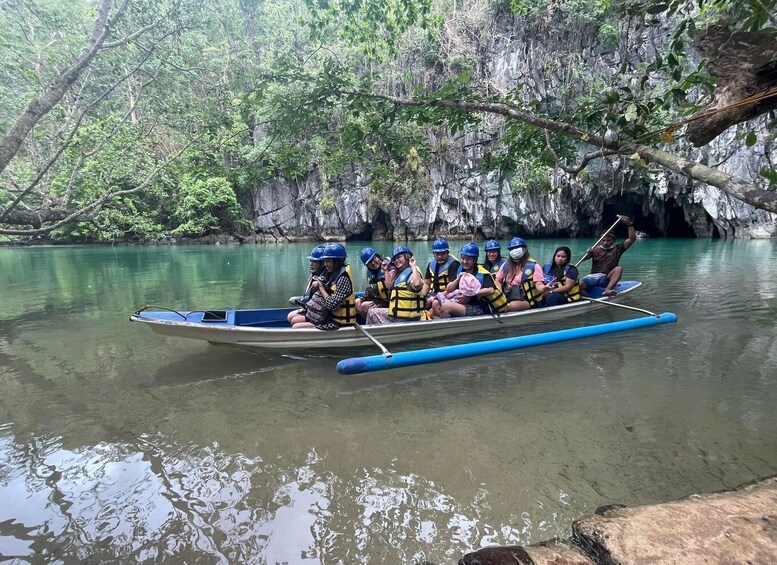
509 247 525 260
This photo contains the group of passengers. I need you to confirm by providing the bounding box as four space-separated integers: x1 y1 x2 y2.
288 215 636 330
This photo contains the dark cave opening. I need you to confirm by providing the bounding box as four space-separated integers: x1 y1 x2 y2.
348 224 373 240
577 195 699 238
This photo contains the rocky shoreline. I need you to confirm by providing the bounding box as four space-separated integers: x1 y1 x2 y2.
458 475 777 564
0 232 485 246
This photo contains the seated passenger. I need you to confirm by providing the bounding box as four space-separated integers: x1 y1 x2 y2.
494 237 550 312
542 246 582 307
432 242 508 318
366 246 426 325
287 244 327 324
291 243 356 330
483 240 507 274
579 215 636 297
422 237 460 308
355 247 390 318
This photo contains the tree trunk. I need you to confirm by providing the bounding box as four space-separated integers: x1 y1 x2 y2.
0 0 113 175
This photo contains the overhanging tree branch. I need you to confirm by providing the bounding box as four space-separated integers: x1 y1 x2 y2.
0 43 161 224
0 0 115 175
356 91 777 213
0 134 203 236
543 130 618 175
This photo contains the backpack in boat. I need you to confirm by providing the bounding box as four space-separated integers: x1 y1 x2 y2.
502 284 523 302
304 292 330 325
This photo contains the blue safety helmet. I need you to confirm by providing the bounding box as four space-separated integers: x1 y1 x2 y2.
460 242 479 258
432 238 449 253
508 236 527 249
391 245 413 263
307 245 327 261
321 242 347 260
485 239 501 251
359 247 378 265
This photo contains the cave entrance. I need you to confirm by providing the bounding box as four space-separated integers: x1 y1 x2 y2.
581 196 698 238
661 199 698 237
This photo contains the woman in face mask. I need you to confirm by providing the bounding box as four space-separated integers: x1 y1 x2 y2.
494 237 552 311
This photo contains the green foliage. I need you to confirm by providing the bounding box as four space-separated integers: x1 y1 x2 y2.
3 0 774 241
624 0 776 33
510 0 609 27
367 155 432 209
602 0 776 139
171 176 248 237
318 193 336 211
508 157 553 192
303 0 436 59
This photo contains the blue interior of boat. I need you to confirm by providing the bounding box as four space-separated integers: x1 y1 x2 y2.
233 307 295 328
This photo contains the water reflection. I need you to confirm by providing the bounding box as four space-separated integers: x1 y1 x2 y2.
149 348 300 389
1 241 777 562
0 432 575 563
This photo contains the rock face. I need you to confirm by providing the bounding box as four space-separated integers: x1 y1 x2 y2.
455 476 777 565
248 16 777 240
572 476 777 564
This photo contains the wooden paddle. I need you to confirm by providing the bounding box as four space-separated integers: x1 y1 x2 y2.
574 217 623 268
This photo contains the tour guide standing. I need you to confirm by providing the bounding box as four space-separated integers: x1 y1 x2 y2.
579 215 637 297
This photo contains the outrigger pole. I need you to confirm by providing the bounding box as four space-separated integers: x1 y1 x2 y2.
337 313 677 375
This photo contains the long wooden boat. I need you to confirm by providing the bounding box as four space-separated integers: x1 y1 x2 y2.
130 281 642 350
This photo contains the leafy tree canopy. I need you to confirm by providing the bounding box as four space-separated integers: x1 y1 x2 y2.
1 0 775 241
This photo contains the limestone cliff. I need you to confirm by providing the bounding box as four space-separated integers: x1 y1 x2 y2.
249 11 776 241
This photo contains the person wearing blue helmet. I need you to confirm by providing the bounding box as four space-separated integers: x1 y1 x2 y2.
355 247 390 318
432 242 508 319
365 245 426 324
483 240 506 275
422 237 460 304
494 236 550 311
291 242 357 330
287 244 328 324
305 244 328 292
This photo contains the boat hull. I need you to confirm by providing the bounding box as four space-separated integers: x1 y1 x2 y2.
130 282 642 350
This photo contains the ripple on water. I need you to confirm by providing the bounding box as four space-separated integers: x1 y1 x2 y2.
2 242 777 562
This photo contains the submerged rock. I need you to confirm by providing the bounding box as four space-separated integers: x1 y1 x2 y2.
459 540 593 564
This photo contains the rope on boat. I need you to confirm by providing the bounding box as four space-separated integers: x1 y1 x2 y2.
133 305 188 320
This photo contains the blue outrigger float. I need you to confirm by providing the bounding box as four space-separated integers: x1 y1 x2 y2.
337 312 677 374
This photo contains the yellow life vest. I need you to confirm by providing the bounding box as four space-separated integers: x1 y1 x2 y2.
427 255 459 293
543 263 581 303
328 265 357 326
389 266 426 320
519 260 544 308
476 265 508 313
367 269 390 302
558 265 581 302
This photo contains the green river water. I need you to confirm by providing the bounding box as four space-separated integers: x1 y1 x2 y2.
1 239 776 563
